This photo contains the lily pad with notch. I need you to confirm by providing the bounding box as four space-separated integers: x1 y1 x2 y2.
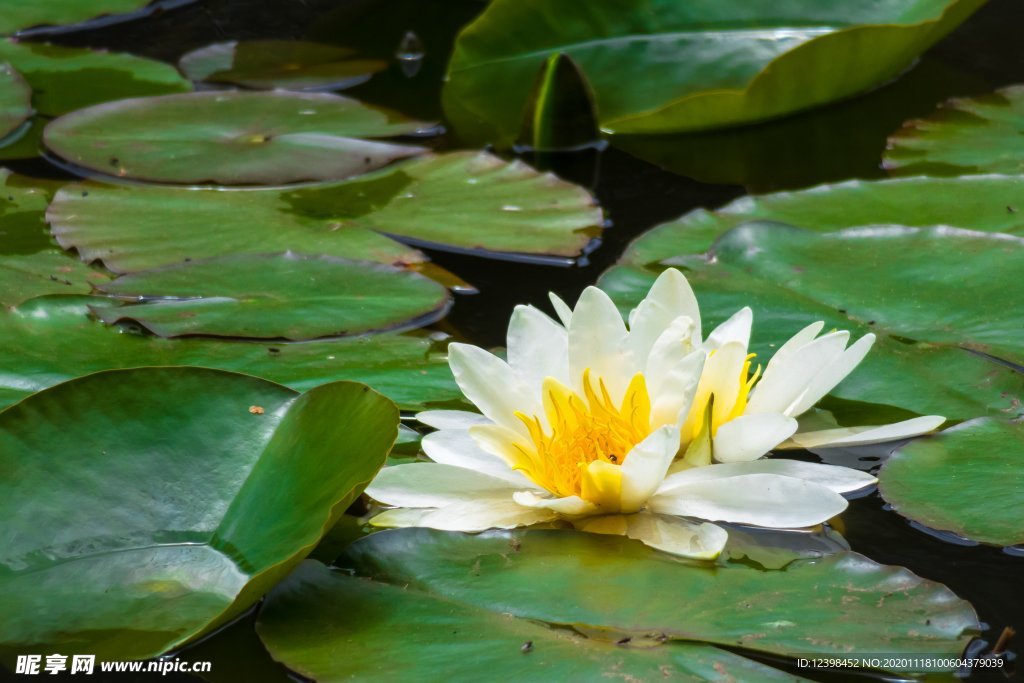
91 253 452 340
0 64 31 140
0 367 397 661
43 91 436 185
178 40 388 91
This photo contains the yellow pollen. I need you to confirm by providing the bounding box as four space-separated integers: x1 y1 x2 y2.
513 370 651 498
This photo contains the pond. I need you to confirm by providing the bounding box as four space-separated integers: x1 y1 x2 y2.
0 0 1021 681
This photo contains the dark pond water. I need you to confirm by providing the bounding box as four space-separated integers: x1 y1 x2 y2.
9 0 1022 681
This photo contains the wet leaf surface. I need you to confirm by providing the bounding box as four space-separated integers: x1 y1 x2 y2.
0 64 31 139
0 368 396 661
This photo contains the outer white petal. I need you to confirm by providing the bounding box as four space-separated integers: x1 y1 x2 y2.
627 268 701 359
548 292 574 327
649 473 848 528
448 343 537 432
568 286 632 402
416 410 491 430
619 425 681 513
706 340 748 428
786 334 875 417
644 317 698 396
745 331 850 417
417 498 558 531
512 490 599 515
507 304 569 387
368 507 433 528
704 306 752 351
657 459 876 495
578 513 727 560
755 321 825 385
366 463 519 508
783 415 946 449
421 429 540 487
712 414 798 463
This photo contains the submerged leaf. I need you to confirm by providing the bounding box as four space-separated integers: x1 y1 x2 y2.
0 63 31 139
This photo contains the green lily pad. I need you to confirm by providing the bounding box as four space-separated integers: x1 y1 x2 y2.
46 152 602 271
1 169 63 255
341 529 979 673
884 85 1024 175
600 225 1024 422
443 0 984 145
0 250 108 306
0 64 31 139
0 296 463 412
621 175 1024 266
0 367 397 661
0 115 46 160
179 40 387 91
0 40 191 117
92 253 452 340
0 0 176 36
880 418 1024 546
43 91 434 185
257 560 806 682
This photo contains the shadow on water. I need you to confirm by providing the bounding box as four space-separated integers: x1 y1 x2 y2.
11 0 1021 680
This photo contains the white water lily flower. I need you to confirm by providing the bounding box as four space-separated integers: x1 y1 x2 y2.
366 268 942 559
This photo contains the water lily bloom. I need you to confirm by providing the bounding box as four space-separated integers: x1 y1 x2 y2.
366 268 943 558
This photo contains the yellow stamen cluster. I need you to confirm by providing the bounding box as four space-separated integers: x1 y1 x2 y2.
513 370 651 498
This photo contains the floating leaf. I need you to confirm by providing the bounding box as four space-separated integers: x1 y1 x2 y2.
0 40 191 116
0 115 46 160
885 84 1024 175
179 40 387 91
0 64 31 139
0 0 186 37
43 91 434 185
443 0 985 145
0 367 397 661
257 560 805 682
92 253 452 340
0 250 107 306
880 418 1024 546
621 175 1024 266
341 529 979 673
0 170 63 255
47 152 602 270
601 224 1024 421
0 296 463 412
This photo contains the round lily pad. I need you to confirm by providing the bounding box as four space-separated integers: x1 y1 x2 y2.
43 91 435 185
0 39 191 116
46 152 603 272
885 85 1024 175
0 296 464 413
0 0 194 37
880 418 1024 546
92 253 452 340
0 367 397 661
341 529 979 673
257 560 803 682
179 40 387 91
0 63 31 139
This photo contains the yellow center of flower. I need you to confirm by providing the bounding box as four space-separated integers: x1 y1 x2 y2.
512 370 651 499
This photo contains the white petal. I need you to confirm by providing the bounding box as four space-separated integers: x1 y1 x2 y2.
548 292 574 328
650 350 706 429
578 513 727 560
416 410 491 430
783 415 946 449
644 317 698 394
704 306 752 351
745 331 850 417
419 497 558 531
421 429 539 487
366 463 518 508
507 304 569 387
707 340 749 428
368 507 433 528
568 286 632 402
512 490 598 515
448 343 537 432
620 425 681 513
649 473 848 528
627 268 701 359
786 334 875 416
658 459 876 495
712 413 798 463
756 321 825 383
